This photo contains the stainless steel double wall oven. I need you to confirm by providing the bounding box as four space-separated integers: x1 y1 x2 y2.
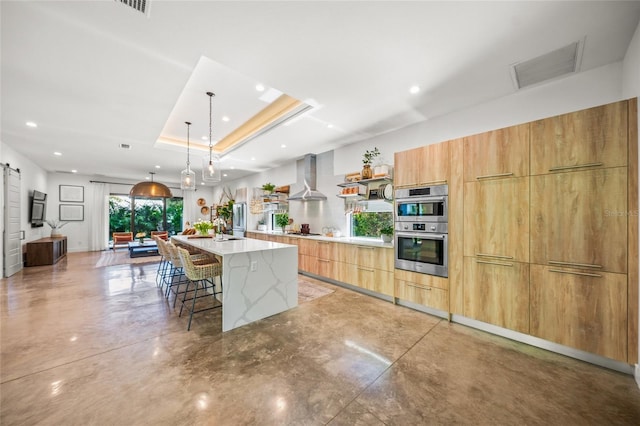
394 184 448 277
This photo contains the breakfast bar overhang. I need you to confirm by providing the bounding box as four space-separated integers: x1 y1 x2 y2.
172 235 298 331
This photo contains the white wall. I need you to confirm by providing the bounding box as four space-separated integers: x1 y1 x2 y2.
621 17 640 387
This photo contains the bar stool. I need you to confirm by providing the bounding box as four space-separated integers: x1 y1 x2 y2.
152 236 170 289
176 246 223 331
164 242 213 308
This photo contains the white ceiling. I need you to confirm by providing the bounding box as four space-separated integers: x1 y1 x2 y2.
2 1 639 186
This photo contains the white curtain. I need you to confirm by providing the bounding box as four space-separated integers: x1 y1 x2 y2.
89 182 109 251
182 189 197 228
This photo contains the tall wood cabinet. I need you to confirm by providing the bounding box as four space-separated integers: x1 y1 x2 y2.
394 141 450 187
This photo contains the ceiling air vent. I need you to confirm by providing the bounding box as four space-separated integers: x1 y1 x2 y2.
119 143 132 150
510 40 583 89
115 0 151 17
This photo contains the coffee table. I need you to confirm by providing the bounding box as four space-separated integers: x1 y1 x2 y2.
127 240 158 258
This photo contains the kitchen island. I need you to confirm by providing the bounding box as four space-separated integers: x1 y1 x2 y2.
171 235 298 332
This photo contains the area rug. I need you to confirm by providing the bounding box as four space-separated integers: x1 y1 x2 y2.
298 279 335 304
95 250 161 268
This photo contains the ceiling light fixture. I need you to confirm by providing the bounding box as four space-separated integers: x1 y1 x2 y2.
202 92 221 183
155 165 161 169
54 152 62 156
222 116 230 122
26 121 37 128
71 170 77 173
180 121 196 190
281 144 287 148
409 85 420 94
130 172 173 198
256 84 265 92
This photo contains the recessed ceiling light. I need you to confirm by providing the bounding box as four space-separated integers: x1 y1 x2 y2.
251 157 256 161
327 124 334 129
409 85 420 94
71 169 77 173
201 182 205 185
155 165 161 169
222 116 230 122
223 173 228 177
26 121 37 128
202 136 208 141
256 84 265 92
145 176 150 180
281 144 286 148
54 152 62 156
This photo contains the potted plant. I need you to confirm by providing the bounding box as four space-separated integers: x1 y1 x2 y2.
262 182 276 194
275 212 289 233
193 219 213 236
46 218 68 238
257 218 267 232
380 225 394 243
362 147 380 179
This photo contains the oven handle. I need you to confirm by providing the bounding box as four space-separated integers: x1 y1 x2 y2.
396 196 446 203
396 232 447 240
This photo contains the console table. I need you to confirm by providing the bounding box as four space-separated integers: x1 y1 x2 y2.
26 236 67 267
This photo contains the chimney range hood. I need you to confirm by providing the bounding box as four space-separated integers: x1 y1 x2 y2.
287 154 328 201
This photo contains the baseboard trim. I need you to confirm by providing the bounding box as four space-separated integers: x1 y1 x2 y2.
298 271 394 302
635 364 640 389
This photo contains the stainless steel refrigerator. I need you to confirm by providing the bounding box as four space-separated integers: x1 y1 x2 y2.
232 202 247 237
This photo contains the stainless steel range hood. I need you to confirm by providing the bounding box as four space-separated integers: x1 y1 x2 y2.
287 154 328 201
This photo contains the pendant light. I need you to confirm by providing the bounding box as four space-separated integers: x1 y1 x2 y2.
130 172 172 198
180 121 196 190
202 91 221 182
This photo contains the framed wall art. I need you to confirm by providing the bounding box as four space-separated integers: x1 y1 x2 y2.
59 185 84 202
59 204 84 221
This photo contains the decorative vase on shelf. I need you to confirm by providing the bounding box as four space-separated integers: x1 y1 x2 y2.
51 229 62 238
361 164 373 179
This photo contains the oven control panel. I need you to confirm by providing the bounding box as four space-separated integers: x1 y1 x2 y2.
395 222 448 234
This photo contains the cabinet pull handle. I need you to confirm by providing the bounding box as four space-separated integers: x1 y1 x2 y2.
476 172 514 180
406 283 431 291
548 162 603 172
548 260 602 269
358 267 375 272
318 259 330 263
422 180 447 185
476 260 513 267
357 246 375 250
476 253 514 260
317 241 330 244
549 269 602 278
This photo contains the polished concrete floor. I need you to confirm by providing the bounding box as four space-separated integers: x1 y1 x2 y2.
1 252 640 425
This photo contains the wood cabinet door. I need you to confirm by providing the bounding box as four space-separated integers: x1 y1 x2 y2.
395 279 449 311
464 177 529 262
357 267 394 296
316 241 338 261
530 168 627 273
464 124 529 182
530 100 628 175
317 259 338 281
299 254 318 275
463 257 529 333
394 141 450 187
530 265 627 362
298 239 317 257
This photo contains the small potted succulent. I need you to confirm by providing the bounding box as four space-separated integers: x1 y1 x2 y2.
380 225 394 243
257 218 267 232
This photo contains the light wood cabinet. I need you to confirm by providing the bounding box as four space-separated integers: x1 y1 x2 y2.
394 269 449 311
530 100 628 175
317 258 339 281
394 141 450 188
530 167 627 273
395 279 449 312
463 257 529 333
297 238 317 257
299 254 317 275
463 124 529 181
530 264 627 362
339 244 393 271
464 177 529 262
316 240 339 261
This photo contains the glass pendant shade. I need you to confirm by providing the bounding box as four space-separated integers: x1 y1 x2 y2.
181 167 196 190
202 155 222 182
181 121 196 190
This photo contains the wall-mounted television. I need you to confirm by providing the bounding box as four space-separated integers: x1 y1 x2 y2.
30 190 47 227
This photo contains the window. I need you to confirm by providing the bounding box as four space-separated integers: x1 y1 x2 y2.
108 195 183 240
349 200 393 238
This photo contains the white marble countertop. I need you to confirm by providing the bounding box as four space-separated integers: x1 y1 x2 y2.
246 230 394 249
171 235 295 256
